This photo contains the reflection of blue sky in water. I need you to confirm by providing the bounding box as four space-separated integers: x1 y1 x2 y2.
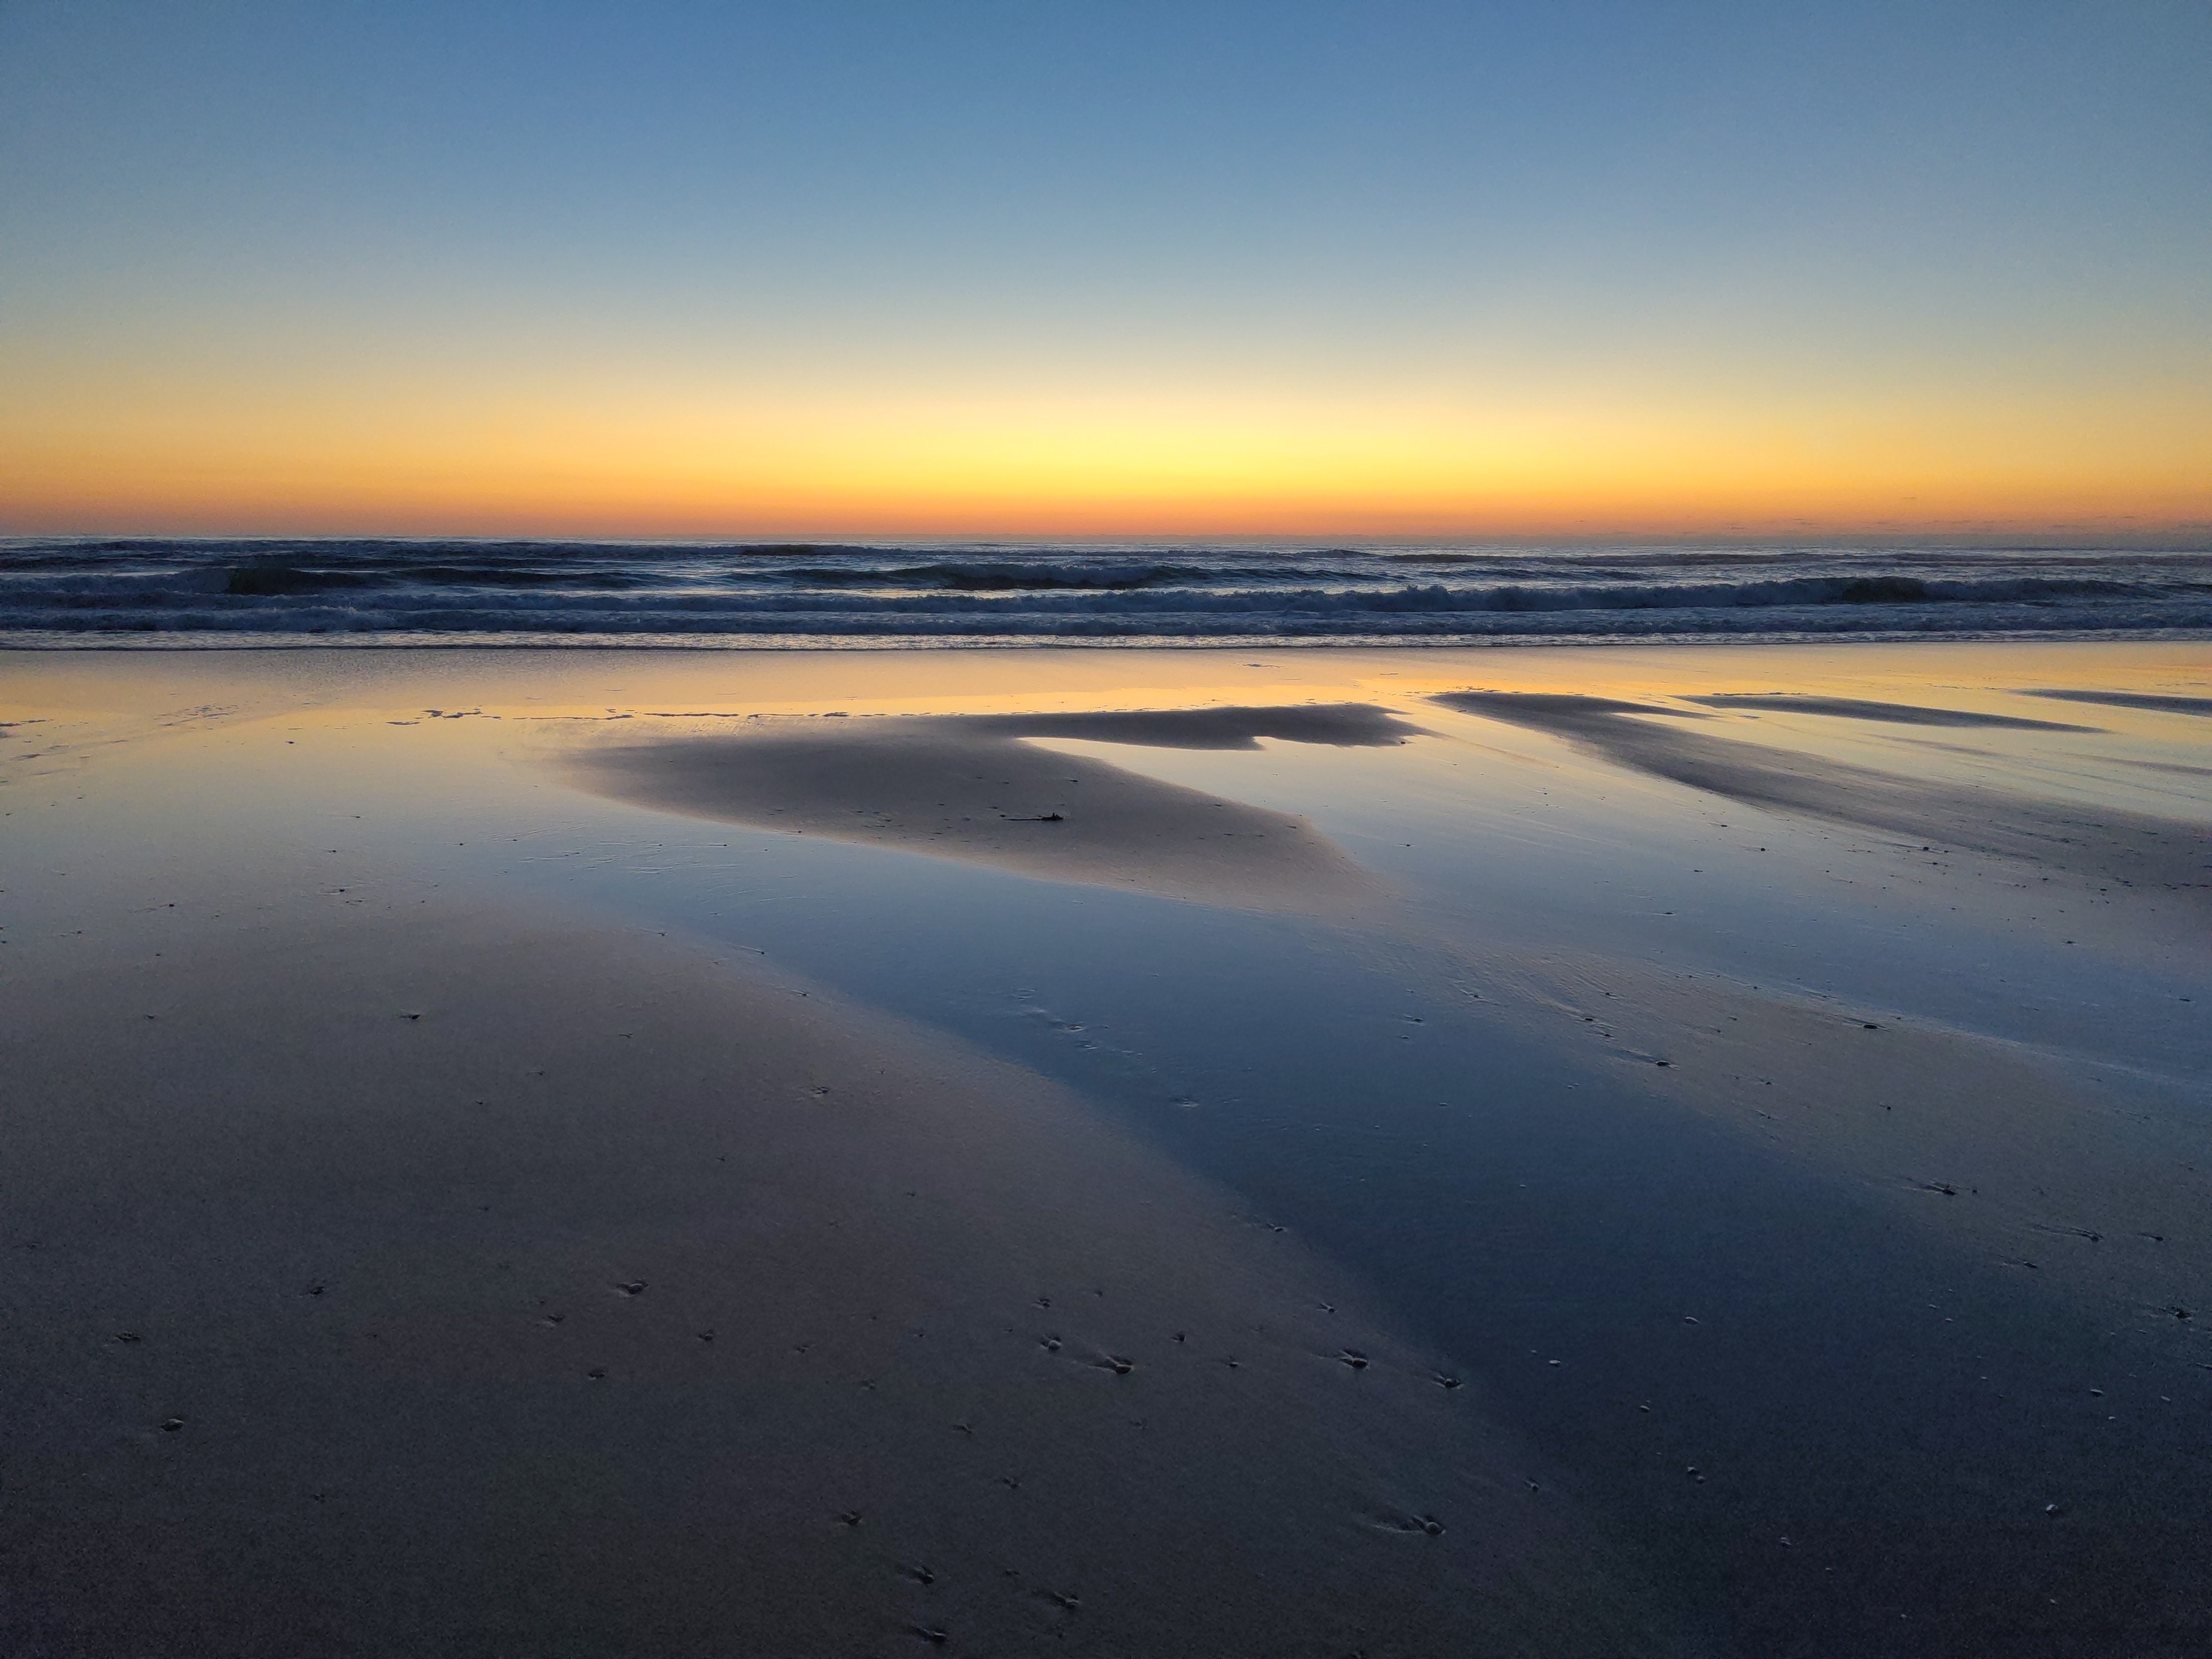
1038 716 2209 1072
539 716 2207 1651
3 641 2209 1652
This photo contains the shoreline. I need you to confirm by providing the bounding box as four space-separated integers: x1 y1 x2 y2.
8 624 2212 654
5 635 2207 1656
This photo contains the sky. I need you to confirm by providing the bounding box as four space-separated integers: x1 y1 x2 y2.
2 1 2207 541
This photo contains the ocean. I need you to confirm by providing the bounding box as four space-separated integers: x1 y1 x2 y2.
3 537 2207 648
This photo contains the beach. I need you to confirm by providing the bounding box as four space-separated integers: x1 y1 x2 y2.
4 639 2208 1656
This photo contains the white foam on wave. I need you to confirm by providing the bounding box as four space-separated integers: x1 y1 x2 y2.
1 539 2205 646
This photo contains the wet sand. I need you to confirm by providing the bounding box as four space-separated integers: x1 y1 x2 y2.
1481 944 2211 1325
2030 689 2212 718
1434 689 2212 905
4 639 2209 1657
1 885 1652 1657
1684 692 2099 730
562 705 1418 910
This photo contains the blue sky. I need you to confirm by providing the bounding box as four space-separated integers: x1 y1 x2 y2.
3 1 2207 534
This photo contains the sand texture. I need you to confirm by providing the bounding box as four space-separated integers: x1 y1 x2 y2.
1474 946 2212 1324
0 891 1661 1659
2028 689 2212 717
1684 693 2098 730
7 642 2207 1658
1436 690 2212 905
561 705 1419 909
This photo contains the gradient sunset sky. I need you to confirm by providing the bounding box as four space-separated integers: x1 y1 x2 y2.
3 1 2207 541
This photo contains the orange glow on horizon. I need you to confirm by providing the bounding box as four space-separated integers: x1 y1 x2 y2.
7 371 2208 541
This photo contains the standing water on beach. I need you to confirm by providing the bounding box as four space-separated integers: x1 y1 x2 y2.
5 637 2208 1656
9 0 2211 1652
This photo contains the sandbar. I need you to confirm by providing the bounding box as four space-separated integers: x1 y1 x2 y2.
1436 689 2211 906
561 704 1422 910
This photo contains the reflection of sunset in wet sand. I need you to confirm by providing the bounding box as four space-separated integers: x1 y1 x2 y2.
565 704 1421 909
1434 688 2211 905
9 3 2207 1648
3 637 2208 1656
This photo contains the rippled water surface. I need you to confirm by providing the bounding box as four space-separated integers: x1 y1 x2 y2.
6 538 2208 646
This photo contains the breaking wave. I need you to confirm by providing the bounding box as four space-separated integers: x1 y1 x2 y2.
3 538 2206 647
